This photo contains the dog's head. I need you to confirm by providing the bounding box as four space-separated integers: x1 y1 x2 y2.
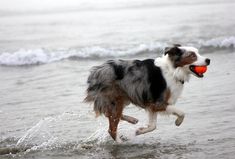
165 44 210 78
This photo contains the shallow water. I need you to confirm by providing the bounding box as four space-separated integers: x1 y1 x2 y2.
1 51 235 158
0 0 235 158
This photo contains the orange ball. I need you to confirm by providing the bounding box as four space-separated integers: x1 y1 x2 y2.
194 66 207 74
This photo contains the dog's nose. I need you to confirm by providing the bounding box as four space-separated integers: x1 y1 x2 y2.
205 58 210 65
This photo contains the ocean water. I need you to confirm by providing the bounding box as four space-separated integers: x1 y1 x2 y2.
0 0 235 158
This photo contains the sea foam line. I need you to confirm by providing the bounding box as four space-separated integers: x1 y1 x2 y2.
0 36 234 66
0 43 165 66
199 36 235 48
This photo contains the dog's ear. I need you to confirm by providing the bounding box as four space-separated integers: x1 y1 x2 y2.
164 44 182 55
164 47 171 55
173 44 181 47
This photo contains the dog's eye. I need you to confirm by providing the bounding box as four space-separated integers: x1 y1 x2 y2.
190 54 196 58
175 51 182 56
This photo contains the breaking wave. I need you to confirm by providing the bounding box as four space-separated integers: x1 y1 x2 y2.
199 36 235 48
0 43 165 66
0 36 234 66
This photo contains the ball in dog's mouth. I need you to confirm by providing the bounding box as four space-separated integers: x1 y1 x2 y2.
189 65 207 78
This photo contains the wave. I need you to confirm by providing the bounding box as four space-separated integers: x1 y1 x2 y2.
0 43 166 66
199 36 235 48
0 36 234 66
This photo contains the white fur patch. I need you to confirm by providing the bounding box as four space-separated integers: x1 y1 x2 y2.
154 46 208 104
154 54 189 105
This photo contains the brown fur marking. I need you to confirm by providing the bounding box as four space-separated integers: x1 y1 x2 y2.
176 52 197 67
146 88 171 112
106 95 124 140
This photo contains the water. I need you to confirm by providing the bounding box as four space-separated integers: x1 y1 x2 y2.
0 0 235 158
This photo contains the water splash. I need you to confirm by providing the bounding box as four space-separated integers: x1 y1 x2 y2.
16 117 57 147
15 112 82 151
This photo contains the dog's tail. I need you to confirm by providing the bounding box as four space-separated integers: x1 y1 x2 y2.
84 60 122 116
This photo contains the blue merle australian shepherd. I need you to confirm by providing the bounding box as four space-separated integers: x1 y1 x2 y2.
85 44 210 142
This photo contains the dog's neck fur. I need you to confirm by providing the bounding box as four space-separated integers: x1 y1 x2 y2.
155 54 190 84
154 54 191 105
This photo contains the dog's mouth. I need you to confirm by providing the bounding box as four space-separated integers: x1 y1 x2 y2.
189 65 205 78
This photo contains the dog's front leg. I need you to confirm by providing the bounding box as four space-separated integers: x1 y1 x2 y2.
136 111 157 135
166 106 185 126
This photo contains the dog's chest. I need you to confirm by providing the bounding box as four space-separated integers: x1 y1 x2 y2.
164 73 184 105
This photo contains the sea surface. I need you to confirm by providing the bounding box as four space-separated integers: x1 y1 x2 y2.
0 0 235 158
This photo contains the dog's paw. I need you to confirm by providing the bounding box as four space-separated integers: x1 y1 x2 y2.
115 137 123 143
120 135 128 142
135 127 145 136
123 115 139 124
135 125 157 135
175 115 184 126
115 135 128 143
129 117 139 124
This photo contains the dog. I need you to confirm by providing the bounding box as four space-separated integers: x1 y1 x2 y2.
85 44 210 142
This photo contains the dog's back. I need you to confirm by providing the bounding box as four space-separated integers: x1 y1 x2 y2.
85 59 167 116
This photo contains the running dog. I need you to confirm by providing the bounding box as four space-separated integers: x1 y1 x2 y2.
85 44 210 142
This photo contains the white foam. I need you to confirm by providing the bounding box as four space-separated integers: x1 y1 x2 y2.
0 43 165 66
0 37 234 66
199 36 235 48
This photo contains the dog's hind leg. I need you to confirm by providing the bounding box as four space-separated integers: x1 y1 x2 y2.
106 99 124 142
136 111 157 135
121 115 138 124
166 106 185 126
108 114 121 142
